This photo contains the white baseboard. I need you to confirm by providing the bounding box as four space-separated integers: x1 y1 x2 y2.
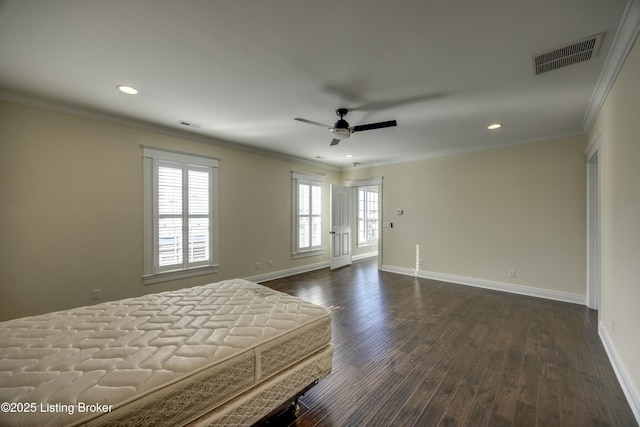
353 251 378 261
246 253 377 284
599 322 640 424
245 261 329 284
248 261 585 304
381 265 585 305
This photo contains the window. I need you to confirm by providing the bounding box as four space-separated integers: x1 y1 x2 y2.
292 172 324 257
143 147 219 284
357 186 379 246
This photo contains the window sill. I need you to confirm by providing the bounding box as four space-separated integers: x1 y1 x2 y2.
292 249 324 259
143 265 219 285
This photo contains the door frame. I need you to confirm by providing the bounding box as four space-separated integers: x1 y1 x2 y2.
586 136 601 311
345 177 383 270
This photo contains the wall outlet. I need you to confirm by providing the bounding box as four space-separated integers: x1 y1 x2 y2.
91 289 102 300
255 262 260 270
268 260 273 268
508 269 516 278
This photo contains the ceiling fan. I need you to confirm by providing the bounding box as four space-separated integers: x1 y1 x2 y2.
295 108 397 146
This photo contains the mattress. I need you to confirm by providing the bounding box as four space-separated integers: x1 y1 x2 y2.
0 279 332 427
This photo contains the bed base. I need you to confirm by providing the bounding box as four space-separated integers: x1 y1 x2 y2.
255 379 320 425
186 344 332 427
254 380 319 427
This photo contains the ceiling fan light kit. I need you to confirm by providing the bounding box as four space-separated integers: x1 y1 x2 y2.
295 108 397 146
332 128 351 139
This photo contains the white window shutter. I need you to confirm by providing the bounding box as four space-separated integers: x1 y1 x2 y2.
292 172 324 256
143 147 218 282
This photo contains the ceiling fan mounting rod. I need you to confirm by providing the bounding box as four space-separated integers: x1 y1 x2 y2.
336 108 349 118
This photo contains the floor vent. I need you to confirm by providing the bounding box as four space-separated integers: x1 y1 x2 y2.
533 33 603 75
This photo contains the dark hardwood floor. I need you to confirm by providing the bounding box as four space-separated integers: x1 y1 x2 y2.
262 258 637 427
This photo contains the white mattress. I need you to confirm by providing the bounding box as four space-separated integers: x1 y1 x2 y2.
0 279 332 427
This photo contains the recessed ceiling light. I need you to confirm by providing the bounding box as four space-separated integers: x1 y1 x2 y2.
117 85 138 95
487 123 503 130
345 154 353 158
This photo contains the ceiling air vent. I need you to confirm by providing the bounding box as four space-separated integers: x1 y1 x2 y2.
533 33 603 75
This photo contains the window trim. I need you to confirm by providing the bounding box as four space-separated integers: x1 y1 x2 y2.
292 171 325 258
143 146 219 284
357 185 380 247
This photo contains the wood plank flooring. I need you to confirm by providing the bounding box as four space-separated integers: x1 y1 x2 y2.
262 258 637 427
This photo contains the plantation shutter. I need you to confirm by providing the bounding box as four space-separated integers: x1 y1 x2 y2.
292 172 324 255
143 147 218 281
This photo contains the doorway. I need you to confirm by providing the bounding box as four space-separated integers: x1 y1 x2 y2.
346 177 383 270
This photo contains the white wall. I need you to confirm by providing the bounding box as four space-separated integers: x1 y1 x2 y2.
590 34 640 418
343 136 587 301
0 100 590 317
0 101 340 321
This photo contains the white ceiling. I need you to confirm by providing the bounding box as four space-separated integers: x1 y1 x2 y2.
0 0 631 168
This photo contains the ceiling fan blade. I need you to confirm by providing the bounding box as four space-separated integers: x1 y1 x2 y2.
330 138 341 146
352 120 397 132
294 118 333 129
351 93 445 112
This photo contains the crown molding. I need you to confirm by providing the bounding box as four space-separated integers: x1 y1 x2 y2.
0 90 341 172
583 0 640 132
342 129 586 170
